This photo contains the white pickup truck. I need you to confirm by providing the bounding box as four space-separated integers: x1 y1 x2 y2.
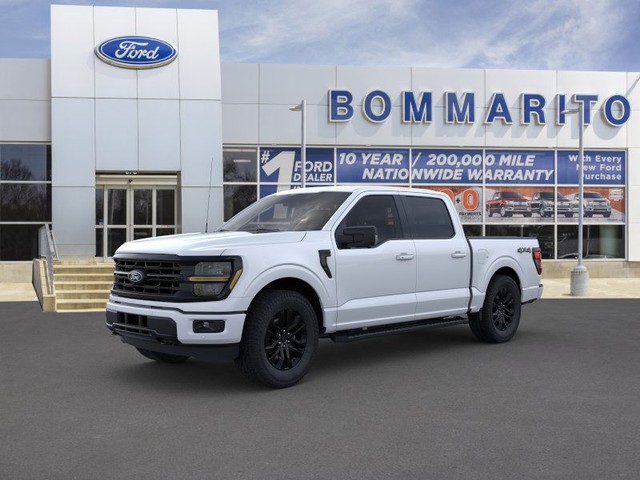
106 186 543 388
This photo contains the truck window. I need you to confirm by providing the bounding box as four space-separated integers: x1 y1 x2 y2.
337 195 402 246
403 196 455 239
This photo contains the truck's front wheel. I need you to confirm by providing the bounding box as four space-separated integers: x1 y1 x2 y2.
237 290 319 388
468 275 521 343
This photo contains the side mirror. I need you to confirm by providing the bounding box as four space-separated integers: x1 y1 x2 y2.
336 226 377 249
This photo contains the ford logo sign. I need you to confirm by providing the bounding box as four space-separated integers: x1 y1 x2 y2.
95 36 177 69
127 270 146 285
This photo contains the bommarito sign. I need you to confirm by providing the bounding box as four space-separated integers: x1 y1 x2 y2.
328 90 631 127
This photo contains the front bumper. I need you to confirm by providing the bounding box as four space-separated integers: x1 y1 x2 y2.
106 298 246 345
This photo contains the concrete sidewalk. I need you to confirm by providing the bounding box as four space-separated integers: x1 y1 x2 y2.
1 278 639 303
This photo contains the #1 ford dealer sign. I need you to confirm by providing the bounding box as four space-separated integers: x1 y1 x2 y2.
95 36 177 69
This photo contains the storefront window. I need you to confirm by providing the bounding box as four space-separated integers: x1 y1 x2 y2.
0 144 52 261
223 148 257 182
486 225 555 259
223 184 257 221
557 225 624 259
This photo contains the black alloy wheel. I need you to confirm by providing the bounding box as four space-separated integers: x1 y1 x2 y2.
264 308 308 371
491 285 515 332
237 289 319 388
468 274 521 343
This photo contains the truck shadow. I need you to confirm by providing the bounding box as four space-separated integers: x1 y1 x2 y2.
105 324 543 393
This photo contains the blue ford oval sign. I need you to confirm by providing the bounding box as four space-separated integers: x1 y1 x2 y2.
95 36 177 69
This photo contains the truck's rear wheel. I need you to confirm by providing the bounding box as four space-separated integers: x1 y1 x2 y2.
236 290 319 388
468 275 521 343
135 347 189 363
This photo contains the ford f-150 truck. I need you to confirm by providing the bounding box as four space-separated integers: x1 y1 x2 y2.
106 186 543 388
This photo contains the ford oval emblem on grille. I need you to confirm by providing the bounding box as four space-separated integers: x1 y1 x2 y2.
95 36 177 69
128 270 146 285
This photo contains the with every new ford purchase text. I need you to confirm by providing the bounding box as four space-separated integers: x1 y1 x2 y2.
106 186 543 388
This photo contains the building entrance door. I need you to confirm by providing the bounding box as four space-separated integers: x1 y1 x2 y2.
95 175 178 258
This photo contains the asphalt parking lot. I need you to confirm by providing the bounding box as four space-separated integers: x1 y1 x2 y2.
1 300 639 480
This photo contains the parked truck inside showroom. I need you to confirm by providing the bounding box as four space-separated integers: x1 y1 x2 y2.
106 186 543 388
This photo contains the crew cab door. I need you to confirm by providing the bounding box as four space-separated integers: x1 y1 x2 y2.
333 194 416 330
399 194 470 318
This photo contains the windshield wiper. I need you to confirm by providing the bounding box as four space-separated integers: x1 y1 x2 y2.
244 227 280 233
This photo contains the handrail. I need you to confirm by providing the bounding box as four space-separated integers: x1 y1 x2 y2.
38 224 58 294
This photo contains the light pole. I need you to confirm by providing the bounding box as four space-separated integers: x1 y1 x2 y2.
289 100 307 188
562 104 588 295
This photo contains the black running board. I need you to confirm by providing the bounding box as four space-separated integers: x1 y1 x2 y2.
330 316 468 343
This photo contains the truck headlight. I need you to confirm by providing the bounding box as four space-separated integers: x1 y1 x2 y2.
189 261 242 298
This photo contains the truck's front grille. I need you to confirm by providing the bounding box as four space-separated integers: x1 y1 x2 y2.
114 259 182 296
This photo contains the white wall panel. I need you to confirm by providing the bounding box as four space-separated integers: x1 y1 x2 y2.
556 109 627 148
628 148 640 186
485 108 557 148
259 104 303 145
136 8 179 99
306 105 336 145
625 72 640 106
411 107 485 147
180 100 223 187
222 104 259 144
51 5 94 98
336 66 410 107
557 71 627 111
485 69 556 109
260 64 335 105
138 99 180 171
177 9 221 100
0 101 51 142
181 186 223 233
412 68 485 108
93 6 137 99
95 99 137 170
0 59 50 100
221 64 259 104
51 98 95 187
628 223 640 261
336 106 412 146
52 186 95 259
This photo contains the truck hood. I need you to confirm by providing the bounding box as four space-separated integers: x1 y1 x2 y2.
115 231 307 257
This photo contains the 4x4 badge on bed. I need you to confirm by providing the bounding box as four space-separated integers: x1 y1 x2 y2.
517 247 532 254
128 270 146 285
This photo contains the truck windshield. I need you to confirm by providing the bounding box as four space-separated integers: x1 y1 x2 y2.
220 191 351 233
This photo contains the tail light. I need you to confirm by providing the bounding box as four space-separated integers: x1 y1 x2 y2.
532 247 543 276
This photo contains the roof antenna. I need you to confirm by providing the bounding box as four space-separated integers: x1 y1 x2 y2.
205 156 214 233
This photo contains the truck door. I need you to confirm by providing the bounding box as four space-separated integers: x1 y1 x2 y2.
400 194 470 318
333 194 417 330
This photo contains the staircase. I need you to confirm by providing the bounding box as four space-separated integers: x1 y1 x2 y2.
53 261 115 312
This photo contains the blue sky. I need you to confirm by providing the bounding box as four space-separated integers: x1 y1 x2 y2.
1 0 639 71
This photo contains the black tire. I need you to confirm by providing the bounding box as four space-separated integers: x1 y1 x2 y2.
523 213 532 218
135 347 189 363
236 290 319 388
603 212 611 218
468 275 521 343
565 213 573 218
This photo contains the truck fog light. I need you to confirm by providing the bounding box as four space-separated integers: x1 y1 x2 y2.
194 283 225 297
193 320 225 333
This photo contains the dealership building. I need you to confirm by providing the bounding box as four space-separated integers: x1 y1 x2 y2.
1 4 639 280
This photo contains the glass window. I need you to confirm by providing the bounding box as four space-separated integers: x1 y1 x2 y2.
156 189 175 225
402 196 454 239
338 195 402 245
486 224 554 259
0 224 41 260
95 228 104 257
0 184 51 222
557 225 624 259
133 189 152 225
223 148 257 182
95 188 104 226
463 225 482 237
0 144 51 181
224 185 257 221
107 189 126 225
